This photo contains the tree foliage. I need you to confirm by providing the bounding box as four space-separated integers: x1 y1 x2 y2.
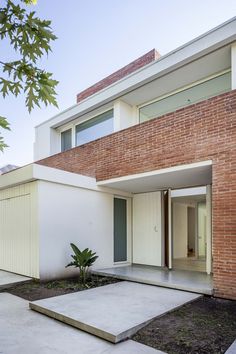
0 0 58 151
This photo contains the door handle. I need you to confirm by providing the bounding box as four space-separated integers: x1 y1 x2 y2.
154 226 158 232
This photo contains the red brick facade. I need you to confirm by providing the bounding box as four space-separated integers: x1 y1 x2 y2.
37 90 236 300
76 49 160 103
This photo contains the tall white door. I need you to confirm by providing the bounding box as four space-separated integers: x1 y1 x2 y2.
0 182 39 278
133 192 162 266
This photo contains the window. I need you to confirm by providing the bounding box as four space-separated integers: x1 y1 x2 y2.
75 109 113 146
61 129 72 152
139 71 231 122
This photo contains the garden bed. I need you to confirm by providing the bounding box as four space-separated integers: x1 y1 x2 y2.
3 275 120 301
132 296 236 354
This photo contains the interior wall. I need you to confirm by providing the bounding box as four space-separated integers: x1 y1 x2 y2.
198 202 207 257
173 202 188 259
188 207 195 254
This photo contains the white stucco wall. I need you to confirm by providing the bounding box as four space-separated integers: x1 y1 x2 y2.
34 124 61 161
34 124 50 161
231 42 236 89
37 180 114 280
113 99 138 131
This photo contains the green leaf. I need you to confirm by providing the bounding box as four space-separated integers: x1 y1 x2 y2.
0 0 58 151
24 0 38 6
66 243 99 283
0 116 10 131
0 116 10 152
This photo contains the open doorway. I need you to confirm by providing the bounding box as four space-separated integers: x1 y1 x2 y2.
171 188 207 272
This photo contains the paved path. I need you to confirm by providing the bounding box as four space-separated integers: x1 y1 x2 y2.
30 281 201 343
93 264 213 295
0 270 31 289
225 340 236 354
0 293 164 354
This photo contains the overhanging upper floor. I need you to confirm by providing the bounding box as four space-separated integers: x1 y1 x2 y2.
36 89 236 184
34 17 236 161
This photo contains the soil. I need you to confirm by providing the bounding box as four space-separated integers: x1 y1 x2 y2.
132 296 236 354
2 275 120 301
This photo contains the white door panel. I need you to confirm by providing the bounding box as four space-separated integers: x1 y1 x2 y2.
0 183 39 278
133 192 162 266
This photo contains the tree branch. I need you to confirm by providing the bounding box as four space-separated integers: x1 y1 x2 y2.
0 60 44 78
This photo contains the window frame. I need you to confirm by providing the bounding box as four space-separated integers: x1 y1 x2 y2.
138 69 231 122
61 128 72 152
75 109 114 146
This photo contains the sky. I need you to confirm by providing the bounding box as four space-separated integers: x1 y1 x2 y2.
1 0 236 167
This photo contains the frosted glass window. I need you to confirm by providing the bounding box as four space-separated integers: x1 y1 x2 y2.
76 110 113 146
139 72 231 122
61 129 72 152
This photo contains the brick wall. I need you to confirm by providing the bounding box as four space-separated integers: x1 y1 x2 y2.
37 90 236 300
76 49 160 103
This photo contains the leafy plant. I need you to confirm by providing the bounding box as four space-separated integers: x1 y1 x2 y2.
0 0 58 151
66 243 98 284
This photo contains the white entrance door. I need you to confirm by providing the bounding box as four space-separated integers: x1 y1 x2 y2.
133 192 162 266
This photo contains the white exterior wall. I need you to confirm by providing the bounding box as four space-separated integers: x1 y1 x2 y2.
34 124 51 161
34 124 61 161
113 100 138 131
231 42 236 89
38 180 115 280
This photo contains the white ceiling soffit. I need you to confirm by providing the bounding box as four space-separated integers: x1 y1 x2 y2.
122 46 231 106
36 17 236 129
171 186 206 198
97 161 212 193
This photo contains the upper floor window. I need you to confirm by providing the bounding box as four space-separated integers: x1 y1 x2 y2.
61 128 72 152
75 109 113 146
139 71 231 122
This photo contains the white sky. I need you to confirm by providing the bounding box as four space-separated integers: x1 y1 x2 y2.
1 0 236 167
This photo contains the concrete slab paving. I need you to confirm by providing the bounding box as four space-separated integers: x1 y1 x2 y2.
30 281 201 343
225 340 236 354
0 270 31 289
93 264 213 295
0 293 164 354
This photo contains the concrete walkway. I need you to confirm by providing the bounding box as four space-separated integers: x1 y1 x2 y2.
30 281 201 343
0 270 31 290
0 293 163 354
93 264 213 295
225 340 236 354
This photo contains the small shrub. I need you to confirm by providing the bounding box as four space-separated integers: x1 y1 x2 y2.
66 243 98 284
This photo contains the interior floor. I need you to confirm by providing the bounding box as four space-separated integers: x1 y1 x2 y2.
171 188 207 274
173 257 206 272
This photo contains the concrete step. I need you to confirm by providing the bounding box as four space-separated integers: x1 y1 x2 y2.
30 281 201 343
93 265 213 295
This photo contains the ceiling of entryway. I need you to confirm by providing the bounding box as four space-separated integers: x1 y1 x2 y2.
97 161 212 193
